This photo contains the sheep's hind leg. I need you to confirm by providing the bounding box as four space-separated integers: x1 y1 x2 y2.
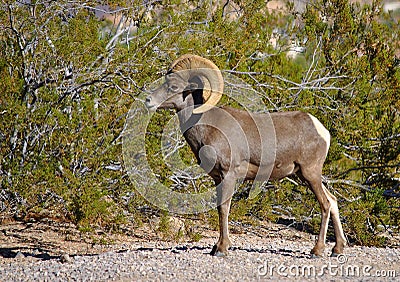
299 168 332 257
322 184 346 256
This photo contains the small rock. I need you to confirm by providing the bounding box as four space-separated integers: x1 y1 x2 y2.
169 217 185 235
15 251 25 259
60 254 74 263
32 249 41 256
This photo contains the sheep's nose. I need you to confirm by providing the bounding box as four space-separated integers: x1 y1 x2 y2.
145 96 155 110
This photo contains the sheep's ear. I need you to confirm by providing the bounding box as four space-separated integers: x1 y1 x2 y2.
188 81 199 91
183 82 200 101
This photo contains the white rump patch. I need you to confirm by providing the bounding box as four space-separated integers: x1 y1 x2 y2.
308 114 331 147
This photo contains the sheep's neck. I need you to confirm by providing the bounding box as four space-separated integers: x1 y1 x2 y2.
177 107 205 160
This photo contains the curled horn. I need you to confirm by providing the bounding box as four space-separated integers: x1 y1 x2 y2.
168 54 224 114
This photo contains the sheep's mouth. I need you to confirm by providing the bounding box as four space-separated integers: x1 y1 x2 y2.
145 102 157 111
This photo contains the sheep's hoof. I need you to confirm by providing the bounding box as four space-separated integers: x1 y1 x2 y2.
214 251 227 257
210 245 227 257
330 252 341 257
310 245 324 258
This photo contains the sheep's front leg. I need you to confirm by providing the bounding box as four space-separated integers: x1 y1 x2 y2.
210 176 235 257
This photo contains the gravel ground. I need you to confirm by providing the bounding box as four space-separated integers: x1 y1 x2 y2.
0 220 399 281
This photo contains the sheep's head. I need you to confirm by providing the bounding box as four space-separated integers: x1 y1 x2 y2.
145 54 224 114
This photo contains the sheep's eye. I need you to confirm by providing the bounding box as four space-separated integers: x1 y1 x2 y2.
168 85 179 92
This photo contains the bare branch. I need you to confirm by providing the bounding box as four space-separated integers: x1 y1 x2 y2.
326 178 372 192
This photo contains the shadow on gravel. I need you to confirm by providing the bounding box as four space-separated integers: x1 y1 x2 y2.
230 246 310 259
0 245 310 261
0 248 59 260
0 247 103 261
131 245 310 259
133 245 210 254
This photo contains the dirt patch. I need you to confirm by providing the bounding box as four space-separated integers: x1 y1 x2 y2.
1 218 399 281
1 218 399 258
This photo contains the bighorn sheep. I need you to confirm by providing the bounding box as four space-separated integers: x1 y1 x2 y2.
145 54 346 257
